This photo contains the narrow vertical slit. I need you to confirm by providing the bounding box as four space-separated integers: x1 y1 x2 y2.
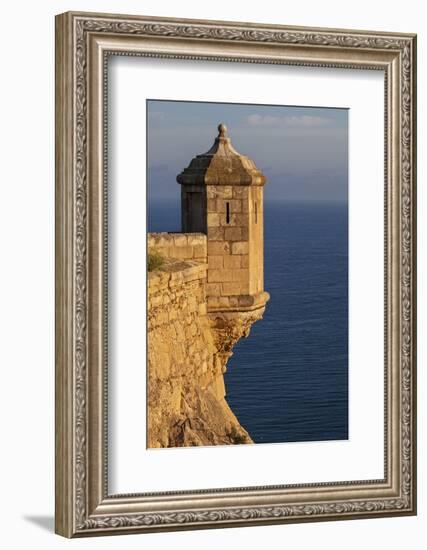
255 201 258 224
185 194 190 231
226 202 230 224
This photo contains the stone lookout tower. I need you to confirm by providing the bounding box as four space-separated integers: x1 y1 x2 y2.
177 124 269 314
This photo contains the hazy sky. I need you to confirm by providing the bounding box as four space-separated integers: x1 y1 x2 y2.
147 100 348 203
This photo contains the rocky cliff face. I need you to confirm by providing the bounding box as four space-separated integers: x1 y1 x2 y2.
147 253 266 448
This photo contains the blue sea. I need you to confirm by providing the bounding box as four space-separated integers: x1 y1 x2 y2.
148 200 348 444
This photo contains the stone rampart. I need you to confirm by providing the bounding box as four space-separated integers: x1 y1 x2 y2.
147 253 253 447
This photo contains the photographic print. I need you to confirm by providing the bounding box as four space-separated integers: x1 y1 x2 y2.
56 12 416 536
147 99 348 448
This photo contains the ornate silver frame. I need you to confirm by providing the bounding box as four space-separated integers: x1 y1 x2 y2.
55 11 417 537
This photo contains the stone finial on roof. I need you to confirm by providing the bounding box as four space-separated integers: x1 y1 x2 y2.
177 123 266 187
218 123 227 137
202 122 241 157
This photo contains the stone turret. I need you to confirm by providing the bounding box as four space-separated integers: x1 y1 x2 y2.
177 124 269 314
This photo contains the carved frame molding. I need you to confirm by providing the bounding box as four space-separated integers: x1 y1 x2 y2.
55 11 416 537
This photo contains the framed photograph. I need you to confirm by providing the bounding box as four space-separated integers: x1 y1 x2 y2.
55 11 417 537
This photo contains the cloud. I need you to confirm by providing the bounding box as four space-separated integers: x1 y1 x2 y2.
247 113 333 128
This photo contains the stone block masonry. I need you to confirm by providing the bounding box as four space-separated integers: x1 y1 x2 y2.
147 232 207 263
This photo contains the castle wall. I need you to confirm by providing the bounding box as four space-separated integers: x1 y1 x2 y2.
147 232 207 262
147 251 253 448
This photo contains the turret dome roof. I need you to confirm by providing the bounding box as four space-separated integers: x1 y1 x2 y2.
177 123 266 187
